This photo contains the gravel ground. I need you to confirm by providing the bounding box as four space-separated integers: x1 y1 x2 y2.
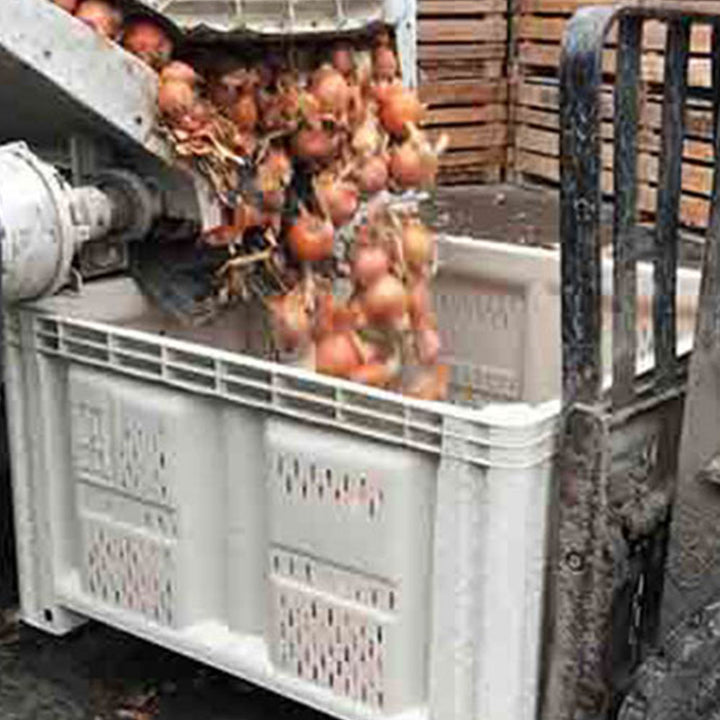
0 615 329 720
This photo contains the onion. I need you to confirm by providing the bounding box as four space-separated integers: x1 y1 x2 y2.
75 0 121 38
331 43 354 77
402 219 434 268
158 80 196 118
123 19 173 70
311 65 350 117
316 333 361 378
379 86 424 137
372 79 401 106
363 274 406 325
352 116 383 157
257 149 292 194
262 189 285 212
53 0 78 12
408 280 431 327
294 127 336 162
353 246 390 287
389 142 423 188
175 101 211 133
358 155 389 194
405 365 449 401
390 141 437 189
374 46 398 82
269 292 311 350
160 61 197 86
287 211 335 262
375 28 392 47
416 327 441 365
315 177 359 227
230 92 258 132
350 362 395 388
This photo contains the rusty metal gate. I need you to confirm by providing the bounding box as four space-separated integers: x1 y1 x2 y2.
543 4 720 719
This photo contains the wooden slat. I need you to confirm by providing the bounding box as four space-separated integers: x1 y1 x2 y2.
518 41 711 85
427 122 508 149
516 124 714 194
439 147 507 168
516 16 711 51
419 59 505 81
419 79 508 106
418 17 507 43
517 80 716 136
419 0 507 14
517 0 720 14
425 104 508 125
515 150 711 228
418 43 506 62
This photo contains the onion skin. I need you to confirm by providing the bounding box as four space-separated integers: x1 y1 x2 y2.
269 292 311 350
408 280 432 327
331 43 354 78
287 212 335 262
402 219 434 268
363 274 407 325
157 80 196 119
379 86 424 137
352 117 383 157
358 155 389 194
311 65 350 117
416 327 441 365
350 362 395 388
123 20 173 70
230 93 258 132
316 178 359 228
160 61 197 86
75 0 122 38
405 365 449 401
316 333 361 378
374 46 398 82
390 142 438 189
390 142 424 188
353 246 390 287
294 128 336 163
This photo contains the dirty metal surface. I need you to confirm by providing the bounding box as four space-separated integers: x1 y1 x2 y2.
617 600 720 720
0 0 165 159
541 4 719 719
662 17 720 641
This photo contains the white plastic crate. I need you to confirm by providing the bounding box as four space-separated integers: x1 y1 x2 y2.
2 236 700 720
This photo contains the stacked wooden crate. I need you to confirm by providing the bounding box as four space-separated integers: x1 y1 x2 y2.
511 0 717 230
418 0 509 183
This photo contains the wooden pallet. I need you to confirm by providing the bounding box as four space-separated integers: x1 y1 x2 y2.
418 0 509 182
510 1 720 229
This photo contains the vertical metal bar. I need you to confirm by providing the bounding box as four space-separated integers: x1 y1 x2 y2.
612 15 643 407
560 8 612 406
653 18 690 385
713 20 720 148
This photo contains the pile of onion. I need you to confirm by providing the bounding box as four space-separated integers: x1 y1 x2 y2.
145 31 448 400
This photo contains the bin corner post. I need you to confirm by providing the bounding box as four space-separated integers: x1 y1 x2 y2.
5 311 84 636
428 415 485 720
544 7 616 720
